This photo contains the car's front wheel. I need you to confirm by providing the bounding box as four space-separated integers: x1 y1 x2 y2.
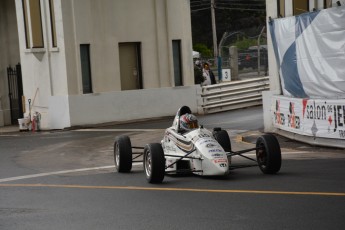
213 129 232 152
144 143 165 184
114 135 132 173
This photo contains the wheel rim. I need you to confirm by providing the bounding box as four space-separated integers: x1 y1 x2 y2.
257 142 267 169
145 151 152 177
115 143 120 168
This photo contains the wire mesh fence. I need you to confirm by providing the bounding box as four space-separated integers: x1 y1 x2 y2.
194 27 269 82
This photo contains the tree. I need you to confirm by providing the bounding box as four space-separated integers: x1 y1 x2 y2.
193 43 212 57
190 0 266 50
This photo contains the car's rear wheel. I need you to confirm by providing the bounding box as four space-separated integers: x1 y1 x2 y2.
256 134 281 174
114 135 132 172
144 143 165 184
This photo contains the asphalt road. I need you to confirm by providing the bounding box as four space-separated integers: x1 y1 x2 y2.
0 106 344 230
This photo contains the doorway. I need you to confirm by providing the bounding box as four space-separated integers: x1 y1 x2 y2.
118 43 142 90
172 40 183 86
7 63 23 124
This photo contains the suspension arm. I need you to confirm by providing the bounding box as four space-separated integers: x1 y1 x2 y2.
165 150 196 169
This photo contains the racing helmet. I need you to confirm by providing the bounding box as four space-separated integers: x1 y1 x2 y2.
180 113 199 131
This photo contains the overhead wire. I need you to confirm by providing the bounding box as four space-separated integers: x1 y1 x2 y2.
191 0 266 12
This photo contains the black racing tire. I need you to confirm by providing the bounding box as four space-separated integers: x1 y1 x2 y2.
144 143 165 184
256 134 281 174
213 129 232 152
114 135 132 173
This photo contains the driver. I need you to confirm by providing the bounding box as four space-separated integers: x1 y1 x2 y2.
180 113 199 132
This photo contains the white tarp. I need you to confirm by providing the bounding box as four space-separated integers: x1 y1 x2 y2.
272 95 345 140
269 6 345 99
193 51 200 58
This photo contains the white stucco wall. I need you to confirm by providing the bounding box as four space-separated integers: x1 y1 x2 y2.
61 0 194 94
14 0 56 127
14 0 194 130
49 85 200 129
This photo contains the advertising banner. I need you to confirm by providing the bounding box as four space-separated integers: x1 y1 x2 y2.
269 6 345 99
272 96 345 139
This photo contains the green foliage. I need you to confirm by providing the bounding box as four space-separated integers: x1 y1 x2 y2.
193 43 212 57
233 37 257 50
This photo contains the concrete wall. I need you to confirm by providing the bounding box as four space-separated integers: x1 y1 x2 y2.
61 0 194 94
0 0 20 126
49 85 200 129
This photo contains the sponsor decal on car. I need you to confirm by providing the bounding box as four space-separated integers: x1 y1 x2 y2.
197 139 218 145
209 149 223 153
205 143 217 148
211 153 224 158
164 145 176 152
213 159 228 164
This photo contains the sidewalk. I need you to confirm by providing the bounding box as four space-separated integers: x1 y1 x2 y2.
0 125 20 134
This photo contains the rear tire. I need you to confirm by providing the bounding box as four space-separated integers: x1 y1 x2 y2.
144 143 165 184
114 135 132 173
256 134 281 174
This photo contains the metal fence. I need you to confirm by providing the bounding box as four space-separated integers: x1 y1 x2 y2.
199 77 270 114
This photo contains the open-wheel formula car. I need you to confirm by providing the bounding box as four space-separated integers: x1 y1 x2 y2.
114 106 281 184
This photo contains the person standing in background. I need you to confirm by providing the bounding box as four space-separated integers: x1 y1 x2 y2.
202 63 216 86
194 60 204 85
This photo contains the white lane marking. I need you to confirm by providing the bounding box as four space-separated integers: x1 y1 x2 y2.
0 135 20 137
73 129 164 132
0 163 143 183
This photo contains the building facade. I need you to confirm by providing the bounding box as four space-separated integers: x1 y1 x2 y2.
0 0 197 129
0 0 21 127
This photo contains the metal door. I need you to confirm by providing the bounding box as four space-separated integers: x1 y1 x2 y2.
119 43 142 90
7 63 23 124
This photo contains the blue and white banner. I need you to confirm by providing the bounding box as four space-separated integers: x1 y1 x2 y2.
270 6 345 99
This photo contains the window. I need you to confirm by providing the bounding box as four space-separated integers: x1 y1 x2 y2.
293 0 309 15
22 0 30 48
29 0 44 48
49 0 57 47
277 0 285 17
80 44 93 94
172 40 183 87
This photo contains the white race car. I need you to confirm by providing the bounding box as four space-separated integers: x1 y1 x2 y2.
114 106 282 183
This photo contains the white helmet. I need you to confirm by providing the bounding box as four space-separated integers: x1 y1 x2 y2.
180 114 199 131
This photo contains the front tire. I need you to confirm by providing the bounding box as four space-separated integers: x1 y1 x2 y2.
256 134 281 174
144 143 165 184
213 129 232 152
114 135 132 173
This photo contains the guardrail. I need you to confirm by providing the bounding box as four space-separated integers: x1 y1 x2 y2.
199 77 270 114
